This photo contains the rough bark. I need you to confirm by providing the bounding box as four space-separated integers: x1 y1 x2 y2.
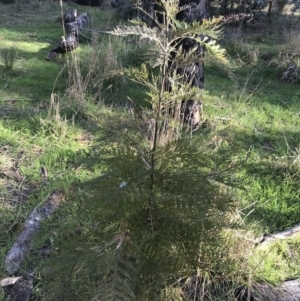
279 62 299 83
258 222 300 245
177 0 210 23
184 277 300 301
253 280 300 301
9 277 33 301
5 192 65 275
46 10 90 60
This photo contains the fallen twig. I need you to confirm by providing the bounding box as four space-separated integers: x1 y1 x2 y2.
0 170 24 183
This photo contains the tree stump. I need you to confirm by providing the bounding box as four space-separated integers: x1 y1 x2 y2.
46 9 90 60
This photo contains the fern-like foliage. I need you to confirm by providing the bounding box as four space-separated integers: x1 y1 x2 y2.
110 25 164 47
87 115 242 300
41 1 243 301
92 247 136 301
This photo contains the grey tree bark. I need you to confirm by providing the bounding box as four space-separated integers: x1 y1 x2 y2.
46 9 90 60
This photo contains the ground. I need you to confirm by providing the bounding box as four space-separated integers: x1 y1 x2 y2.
0 0 300 300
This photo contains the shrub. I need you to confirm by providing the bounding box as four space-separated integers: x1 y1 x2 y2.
1 47 18 71
42 1 244 300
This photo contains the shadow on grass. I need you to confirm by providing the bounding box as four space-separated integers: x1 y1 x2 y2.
0 44 68 101
1 3 300 239
227 127 300 233
73 106 300 237
205 63 300 110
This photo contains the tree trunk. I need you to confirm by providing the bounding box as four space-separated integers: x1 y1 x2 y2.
177 0 210 23
46 10 90 60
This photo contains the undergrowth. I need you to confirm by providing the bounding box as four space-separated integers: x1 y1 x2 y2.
0 1 300 300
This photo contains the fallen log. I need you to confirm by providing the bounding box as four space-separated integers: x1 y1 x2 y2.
6 277 33 301
46 9 90 60
253 279 300 301
5 191 65 275
258 222 300 245
0 169 24 182
3 190 300 300
1 277 22 287
63 12 90 36
64 7 77 23
279 61 299 84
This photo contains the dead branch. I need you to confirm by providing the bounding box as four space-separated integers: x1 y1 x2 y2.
5 191 65 275
258 223 300 245
253 279 300 301
46 9 90 60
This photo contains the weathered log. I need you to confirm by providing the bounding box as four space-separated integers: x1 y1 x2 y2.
176 0 210 23
184 275 300 301
253 280 300 301
9 277 33 301
1 277 22 287
64 7 77 23
280 62 299 84
5 192 65 275
0 170 24 182
64 12 90 36
172 1 209 91
167 35 206 92
182 99 203 130
1 276 33 301
46 10 90 61
258 222 300 245
46 35 79 61
234 281 300 301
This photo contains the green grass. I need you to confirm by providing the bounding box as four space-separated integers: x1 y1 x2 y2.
251 235 300 283
0 1 300 299
204 57 300 234
0 0 119 100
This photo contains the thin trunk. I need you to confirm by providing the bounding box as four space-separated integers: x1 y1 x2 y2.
267 1 273 18
148 37 168 232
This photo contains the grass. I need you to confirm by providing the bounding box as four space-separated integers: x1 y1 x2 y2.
204 60 300 234
0 1 300 299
